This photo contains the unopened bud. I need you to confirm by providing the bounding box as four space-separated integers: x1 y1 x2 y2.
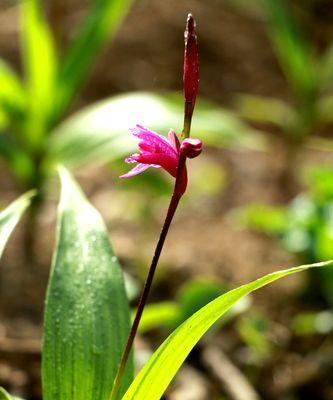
183 13 199 138
180 138 202 158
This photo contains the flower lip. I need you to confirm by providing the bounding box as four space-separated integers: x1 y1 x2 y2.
120 125 182 179
180 137 202 159
120 125 201 195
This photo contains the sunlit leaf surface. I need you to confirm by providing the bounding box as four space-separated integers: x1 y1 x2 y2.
122 261 333 400
42 168 133 400
0 191 34 259
50 92 264 168
0 59 26 119
20 0 57 145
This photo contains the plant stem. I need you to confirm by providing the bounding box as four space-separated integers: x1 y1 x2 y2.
182 102 193 139
110 157 187 400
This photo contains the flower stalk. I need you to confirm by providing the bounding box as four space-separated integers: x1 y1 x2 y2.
110 14 200 400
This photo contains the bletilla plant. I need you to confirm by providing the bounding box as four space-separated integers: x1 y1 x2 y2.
110 14 202 399
1 12 333 400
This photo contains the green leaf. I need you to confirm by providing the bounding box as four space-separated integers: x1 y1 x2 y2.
52 0 134 122
20 0 57 146
136 302 179 334
122 261 333 400
0 191 35 258
0 387 11 400
175 279 228 326
0 59 26 119
0 387 23 400
42 167 133 400
49 92 265 169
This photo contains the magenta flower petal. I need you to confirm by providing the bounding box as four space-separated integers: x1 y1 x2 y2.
121 125 181 179
120 125 198 197
130 125 178 159
120 163 160 179
168 130 180 152
180 138 202 158
134 153 179 177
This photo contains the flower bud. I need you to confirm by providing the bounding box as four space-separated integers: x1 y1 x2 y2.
180 138 202 158
183 13 199 138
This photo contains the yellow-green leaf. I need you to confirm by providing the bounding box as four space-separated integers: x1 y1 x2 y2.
122 261 333 400
20 0 57 146
0 191 35 258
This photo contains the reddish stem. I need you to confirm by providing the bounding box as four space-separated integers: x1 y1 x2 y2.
109 158 187 400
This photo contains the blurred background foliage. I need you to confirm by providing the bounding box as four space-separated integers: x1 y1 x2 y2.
1 0 333 399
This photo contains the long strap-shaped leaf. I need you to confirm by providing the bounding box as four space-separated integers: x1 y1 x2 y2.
42 167 133 400
20 0 57 147
52 0 134 123
122 260 333 400
0 59 26 120
0 191 35 258
49 92 263 169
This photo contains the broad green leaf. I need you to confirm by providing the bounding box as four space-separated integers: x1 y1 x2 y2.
20 0 57 146
0 191 35 258
42 167 133 400
261 0 317 101
0 387 23 400
0 59 26 119
49 92 265 168
52 0 134 122
122 261 333 400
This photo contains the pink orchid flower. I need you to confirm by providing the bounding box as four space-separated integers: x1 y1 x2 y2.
120 124 202 195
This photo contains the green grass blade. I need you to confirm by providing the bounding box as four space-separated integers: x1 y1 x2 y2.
42 167 133 400
52 0 133 122
0 59 26 120
122 261 333 400
0 191 35 258
48 91 264 169
20 0 57 147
